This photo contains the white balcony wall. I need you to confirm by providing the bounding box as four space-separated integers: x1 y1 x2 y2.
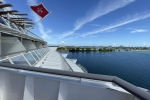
34 42 43 49
1 37 26 56
0 69 136 100
22 39 37 51
0 71 26 100
0 33 1 59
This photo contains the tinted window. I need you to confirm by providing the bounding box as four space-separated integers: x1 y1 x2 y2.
43 49 46 53
24 53 36 65
0 17 6 25
18 27 25 33
0 59 11 64
40 49 44 55
11 55 29 66
31 51 39 61
36 50 42 57
46 48 49 52
10 23 17 29
34 50 41 58
38 50 43 56
42 49 46 55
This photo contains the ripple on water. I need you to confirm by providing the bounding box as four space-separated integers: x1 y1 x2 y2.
67 51 150 90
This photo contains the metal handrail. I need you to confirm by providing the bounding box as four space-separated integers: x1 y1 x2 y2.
25 29 44 40
0 63 149 100
0 16 44 41
59 53 74 71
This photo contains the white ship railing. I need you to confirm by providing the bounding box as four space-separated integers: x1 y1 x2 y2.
0 63 149 100
0 47 50 66
0 16 44 42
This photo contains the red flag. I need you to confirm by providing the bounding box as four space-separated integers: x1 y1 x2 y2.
30 4 49 18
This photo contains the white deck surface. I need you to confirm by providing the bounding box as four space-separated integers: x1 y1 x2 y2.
65 59 84 72
42 47 63 70
41 47 84 72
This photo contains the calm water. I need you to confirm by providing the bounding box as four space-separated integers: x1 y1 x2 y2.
66 51 150 90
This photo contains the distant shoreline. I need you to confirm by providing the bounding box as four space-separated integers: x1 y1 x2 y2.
57 49 150 52
128 50 150 52
56 46 150 52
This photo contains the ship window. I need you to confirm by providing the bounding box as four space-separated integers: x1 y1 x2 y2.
18 27 25 33
35 50 42 58
31 51 39 61
45 49 47 53
0 59 11 64
42 49 46 54
34 50 41 58
40 49 45 55
46 48 49 52
0 17 6 25
44 48 47 53
38 49 43 56
11 55 29 66
10 23 18 30
38 50 43 56
38 49 44 56
10 23 16 29
24 53 36 65
43 49 45 52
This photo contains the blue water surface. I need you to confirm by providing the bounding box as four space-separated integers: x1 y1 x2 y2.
67 51 150 90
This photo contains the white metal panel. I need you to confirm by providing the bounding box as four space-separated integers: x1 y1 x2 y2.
40 47 83 72
65 59 84 73
1 37 26 56
58 82 68 100
67 82 135 100
0 67 136 100
42 48 63 70
23 76 34 100
61 53 68 58
0 71 26 100
34 77 60 100
0 71 4 100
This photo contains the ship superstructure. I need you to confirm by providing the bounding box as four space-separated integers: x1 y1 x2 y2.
0 1 150 100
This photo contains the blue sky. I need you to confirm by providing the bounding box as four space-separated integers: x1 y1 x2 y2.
3 0 150 46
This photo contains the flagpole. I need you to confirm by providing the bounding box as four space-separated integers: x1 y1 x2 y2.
35 18 43 25
32 17 43 28
28 11 52 30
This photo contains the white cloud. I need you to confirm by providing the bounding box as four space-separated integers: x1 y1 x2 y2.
89 35 98 38
27 0 38 5
143 42 146 45
90 24 102 27
81 11 150 37
60 41 65 44
74 0 135 31
65 36 79 41
48 41 58 45
113 43 116 46
60 0 135 38
60 31 74 39
27 0 52 40
91 35 98 37
106 28 118 32
130 29 148 33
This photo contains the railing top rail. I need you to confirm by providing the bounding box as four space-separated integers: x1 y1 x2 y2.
0 63 149 100
0 16 44 41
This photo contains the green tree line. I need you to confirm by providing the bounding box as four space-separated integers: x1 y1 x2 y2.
56 46 116 52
